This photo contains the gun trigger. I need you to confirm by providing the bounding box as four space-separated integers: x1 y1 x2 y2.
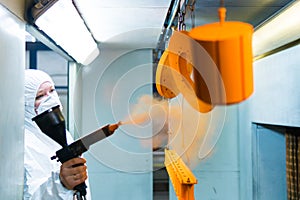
51 155 57 160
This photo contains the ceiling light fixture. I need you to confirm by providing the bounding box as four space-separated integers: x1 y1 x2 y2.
253 0 300 58
28 0 99 65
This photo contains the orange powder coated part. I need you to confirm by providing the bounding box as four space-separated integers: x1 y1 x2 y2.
188 7 254 105
169 50 213 113
156 50 179 99
165 149 197 200
156 49 213 113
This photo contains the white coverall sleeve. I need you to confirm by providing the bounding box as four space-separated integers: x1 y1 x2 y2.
26 170 74 200
24 155 73 199
23 130 91 200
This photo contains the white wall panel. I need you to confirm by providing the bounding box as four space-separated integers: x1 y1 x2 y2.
252 44 300 127
72 47 153 199
0 4 25 198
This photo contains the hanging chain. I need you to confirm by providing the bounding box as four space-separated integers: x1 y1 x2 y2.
188 0 196 28
220 0 225 7
177 9 186 31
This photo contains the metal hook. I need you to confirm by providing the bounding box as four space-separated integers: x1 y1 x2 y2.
220 0 225 7
189 0 196 28
178 11 186 31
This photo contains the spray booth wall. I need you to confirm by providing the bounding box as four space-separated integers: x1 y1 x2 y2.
70 47 153 200
250 44 300 200
166 95 252 200
0 4 25 199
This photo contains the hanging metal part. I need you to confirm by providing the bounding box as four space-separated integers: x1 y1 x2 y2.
186 4 254 105
165 149 197 200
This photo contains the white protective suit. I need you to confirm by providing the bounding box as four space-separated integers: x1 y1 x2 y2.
24 69 91 200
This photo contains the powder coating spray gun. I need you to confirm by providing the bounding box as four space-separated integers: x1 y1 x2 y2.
32 105 119 200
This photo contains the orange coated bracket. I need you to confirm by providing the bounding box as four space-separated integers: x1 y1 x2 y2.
156 49 179 99
165 149 198 200
156 48 213 113
167 31 214 113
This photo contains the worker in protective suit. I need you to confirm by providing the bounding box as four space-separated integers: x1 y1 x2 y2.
24 69 91 199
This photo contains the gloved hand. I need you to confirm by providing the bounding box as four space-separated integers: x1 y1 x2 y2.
59 157 88 190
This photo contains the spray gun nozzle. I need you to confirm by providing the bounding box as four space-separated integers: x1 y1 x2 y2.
108 122 121 133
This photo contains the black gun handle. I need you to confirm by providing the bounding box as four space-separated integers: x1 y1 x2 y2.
74 181 87 196
72 162 87 196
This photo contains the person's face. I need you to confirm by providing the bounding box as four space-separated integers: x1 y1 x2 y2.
34 81 56 110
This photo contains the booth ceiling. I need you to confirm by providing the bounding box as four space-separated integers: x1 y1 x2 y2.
185 0 295 28
74 0 173 47
74 0 294 47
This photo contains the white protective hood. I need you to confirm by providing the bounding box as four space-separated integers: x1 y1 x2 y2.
23 69 90 200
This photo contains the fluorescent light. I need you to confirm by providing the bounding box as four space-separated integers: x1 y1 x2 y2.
31 0 99 65
253 1 300 57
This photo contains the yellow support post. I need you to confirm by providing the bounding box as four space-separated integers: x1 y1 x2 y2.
164 149 198 200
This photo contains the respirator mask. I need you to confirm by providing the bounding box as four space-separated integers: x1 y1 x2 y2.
35 92 62 115
32 92 67 147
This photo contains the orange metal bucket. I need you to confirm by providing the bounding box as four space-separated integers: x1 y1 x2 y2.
188 8 254 104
